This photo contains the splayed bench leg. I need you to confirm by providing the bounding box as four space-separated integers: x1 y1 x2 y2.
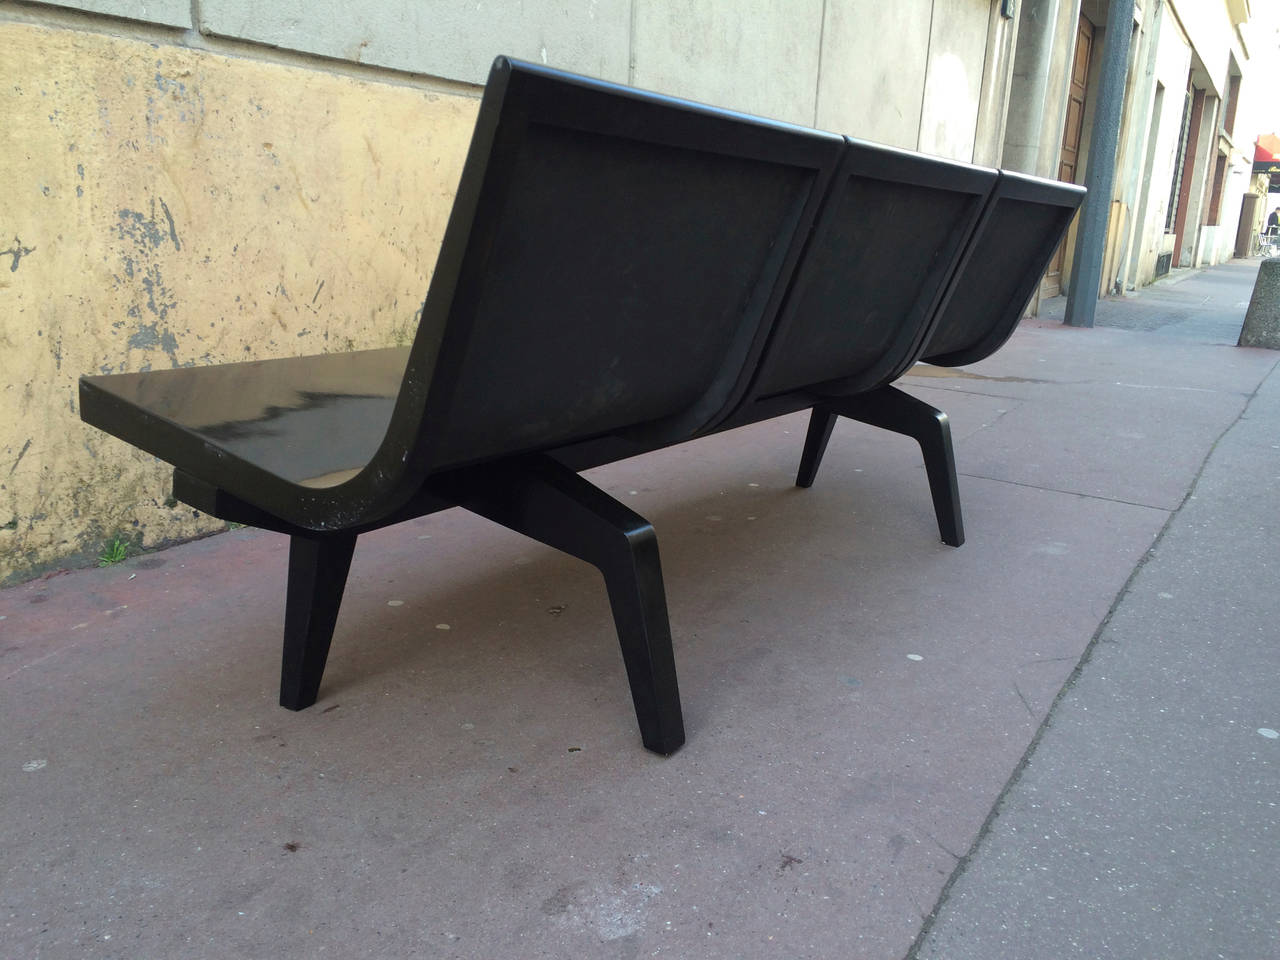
445 455 685 755
796 407 838 489
280 532 358 710
795 386 964 547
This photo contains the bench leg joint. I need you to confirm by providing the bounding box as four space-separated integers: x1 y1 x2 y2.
444 456 685 755
800 386 965 547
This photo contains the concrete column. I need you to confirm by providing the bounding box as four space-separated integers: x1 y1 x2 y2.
1002 0 1061 174
1064 0 1135 328
1239 259 1280 349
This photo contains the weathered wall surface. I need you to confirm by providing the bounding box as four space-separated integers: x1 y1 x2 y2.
202 0 633 87
0 20 476 582
816 0 1015 159
1132 16 1193 285
32 0 188 26
15 0 1016 137
631 0 825 125
816 0 933 149
919 0 999 161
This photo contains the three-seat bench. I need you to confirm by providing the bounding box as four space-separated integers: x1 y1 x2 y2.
79 56 1084 755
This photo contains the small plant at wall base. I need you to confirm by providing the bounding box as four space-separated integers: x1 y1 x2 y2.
98 538 128 566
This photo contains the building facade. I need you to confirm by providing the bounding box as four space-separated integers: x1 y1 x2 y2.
1012 0 1273 302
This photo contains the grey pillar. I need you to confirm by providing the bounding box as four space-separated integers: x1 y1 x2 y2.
1003 0 1060 175
1239 258 1280 349
1064 0 1135 327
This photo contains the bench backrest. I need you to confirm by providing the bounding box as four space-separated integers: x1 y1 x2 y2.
390 57 844 479
921 171 1085 367
714 138 997 427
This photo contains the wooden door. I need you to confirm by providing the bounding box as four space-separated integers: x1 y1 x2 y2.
1043 15 1094 297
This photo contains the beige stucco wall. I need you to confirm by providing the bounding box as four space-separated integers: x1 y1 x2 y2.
816 0 934 149
631 0 826 126
817 0 1012 158
919 0 1003 161
1166 0 1233 97
0 20 477 582
1131 15 1193 285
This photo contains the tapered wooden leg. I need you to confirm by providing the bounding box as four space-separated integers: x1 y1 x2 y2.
825 386 964 547
596 522 682 755
796 407 838 488
280 532 357 710
443 456 685 755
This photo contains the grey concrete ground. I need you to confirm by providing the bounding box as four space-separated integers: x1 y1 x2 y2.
3 260 1277 959
915 263 1280 960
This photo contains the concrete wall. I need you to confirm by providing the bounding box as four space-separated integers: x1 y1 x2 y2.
14 0 1013 136
1003 0 1078 177
1113 0 1163 291
1130 10 1193 285
1165 0 1233 95
919 0 1006 160
34 0 188 26
1 0 1027 582
0 15 478 582
816 0 933 149
205 0 633 86
631 0 825 125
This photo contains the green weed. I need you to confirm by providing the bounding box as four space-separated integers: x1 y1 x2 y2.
97 538 128 566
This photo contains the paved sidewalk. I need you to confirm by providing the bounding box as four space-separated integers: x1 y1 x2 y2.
915 261 1280 959
1039 260 1260 343
3 260 1277 959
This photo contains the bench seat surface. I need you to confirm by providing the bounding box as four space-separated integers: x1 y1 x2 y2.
81 347 409 489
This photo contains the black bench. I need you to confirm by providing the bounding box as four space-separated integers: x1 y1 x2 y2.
79 57 1084 755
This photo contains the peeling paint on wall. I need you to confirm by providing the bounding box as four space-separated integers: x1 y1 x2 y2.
0 21 478 584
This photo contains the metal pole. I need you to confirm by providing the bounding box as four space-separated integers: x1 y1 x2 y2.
1064 0 1135 327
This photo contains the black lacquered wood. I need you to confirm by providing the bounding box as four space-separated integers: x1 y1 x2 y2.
716 137 998 431
921 170 1086 367
435 455 684 755
82 349 408 495
761 168 1081 551
799 387 964 547
281 532 358 710
796 407 838 490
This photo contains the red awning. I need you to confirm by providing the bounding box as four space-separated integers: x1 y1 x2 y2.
1255 134 1280 163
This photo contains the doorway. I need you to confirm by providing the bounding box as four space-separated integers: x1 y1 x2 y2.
1043 13 1094 297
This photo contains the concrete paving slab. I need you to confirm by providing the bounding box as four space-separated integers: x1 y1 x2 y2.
912 377 1247 510
913 353 1280 960
903 262 1278 512
1042 260 1264 344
